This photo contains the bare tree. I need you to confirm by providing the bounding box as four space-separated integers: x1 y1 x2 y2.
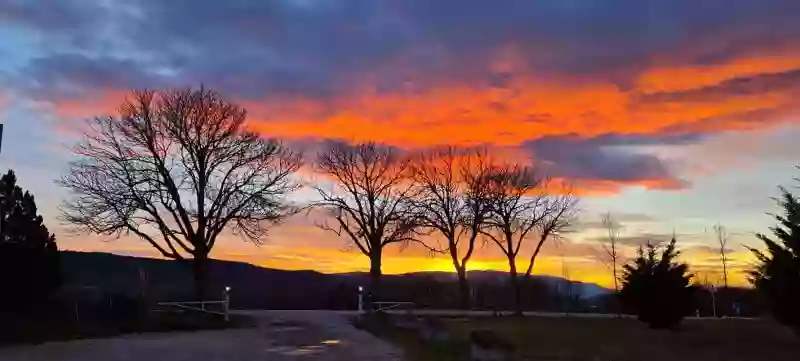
713 223 730 317
600 212 622 293
713 223 730 289
59 88 302 298
522 191 577 281
560 256 575 315
481 165 547 314
409 146 494 309
597 212 623 316
314 142 421 299
481 165 578 314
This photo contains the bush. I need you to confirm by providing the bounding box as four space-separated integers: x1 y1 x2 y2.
620 237 695 329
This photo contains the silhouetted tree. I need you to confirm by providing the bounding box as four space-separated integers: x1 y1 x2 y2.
620 237 695 329
748 175 800 333
58 88 302 299
409 147 494 309
598 212 623 316
0 170 61 314
314 142 422 299
522 192 576 285
600 212 622 294
482 165 577 314
714 224 730 290
713 223 730 316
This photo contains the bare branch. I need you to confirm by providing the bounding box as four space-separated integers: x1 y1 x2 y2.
408 146 480 257
714 223 730 289
58 87 302 271
480 164 579 313
523 190 578 279
598 211 622 293
312 142 422 286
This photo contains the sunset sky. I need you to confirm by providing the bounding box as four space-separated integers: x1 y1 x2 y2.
1 0 799 288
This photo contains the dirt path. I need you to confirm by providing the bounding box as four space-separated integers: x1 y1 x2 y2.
0 311 404 361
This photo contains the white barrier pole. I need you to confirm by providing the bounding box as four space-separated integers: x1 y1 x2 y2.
224 286 231 321
358 286 364 314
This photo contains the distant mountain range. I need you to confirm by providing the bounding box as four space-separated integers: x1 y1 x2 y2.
59 251 610 309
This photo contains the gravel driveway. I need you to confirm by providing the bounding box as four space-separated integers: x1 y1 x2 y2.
0 310 405 361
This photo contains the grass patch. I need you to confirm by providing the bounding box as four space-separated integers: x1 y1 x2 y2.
354 312 470 361
358 314 800 361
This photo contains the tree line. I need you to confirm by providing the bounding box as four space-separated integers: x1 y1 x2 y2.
45 87 800 331
58 87 577 314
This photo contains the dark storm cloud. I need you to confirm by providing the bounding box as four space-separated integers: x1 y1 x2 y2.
16 54 169 100
0 0 99 31
522 134 695 184
4 0 800 100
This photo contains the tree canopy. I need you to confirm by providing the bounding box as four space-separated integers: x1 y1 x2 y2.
59 88 302 298
313 142 422 297
0 170 60 313
749 179 800 333
620 237 694 329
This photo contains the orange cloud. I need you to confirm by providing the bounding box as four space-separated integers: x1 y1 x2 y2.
43 90 128 119
246 55 799 149
42 48 800 148
551 178 686 197
637 52 800 93
39 47 800 196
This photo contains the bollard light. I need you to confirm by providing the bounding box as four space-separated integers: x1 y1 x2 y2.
358 286 363 292
225 286 231 292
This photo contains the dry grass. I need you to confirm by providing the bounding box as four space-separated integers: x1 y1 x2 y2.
362 314 800 361
453 317 800 361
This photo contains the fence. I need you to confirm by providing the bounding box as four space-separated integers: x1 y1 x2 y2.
358 285 415 314
155 286 231 321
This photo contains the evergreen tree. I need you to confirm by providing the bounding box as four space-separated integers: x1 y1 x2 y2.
620 237 694 329
0 170 61 314
749 181 800 333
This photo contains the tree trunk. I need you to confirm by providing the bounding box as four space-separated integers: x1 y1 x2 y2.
192 254 209 301
450 238 472 310
509 256 521 315
455 265 471 310
369 250 382 305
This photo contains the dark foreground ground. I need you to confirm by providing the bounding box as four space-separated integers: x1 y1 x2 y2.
0 311 403 361
359 314 800 361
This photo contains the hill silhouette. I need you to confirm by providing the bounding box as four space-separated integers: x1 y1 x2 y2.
60 251 609 310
